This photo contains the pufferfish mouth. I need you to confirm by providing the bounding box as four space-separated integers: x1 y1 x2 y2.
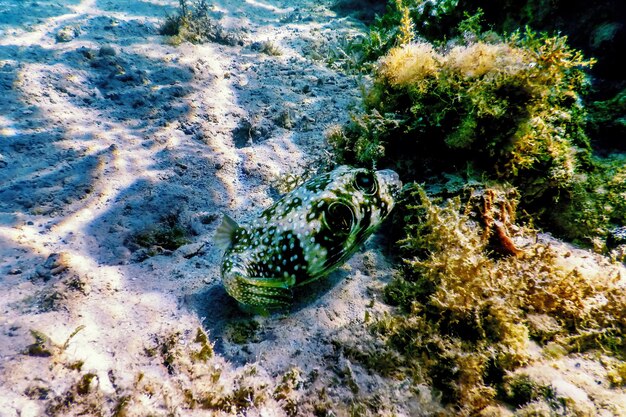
377 169 402 198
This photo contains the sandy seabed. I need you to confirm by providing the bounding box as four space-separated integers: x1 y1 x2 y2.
0 1 410 415
1 1 626 416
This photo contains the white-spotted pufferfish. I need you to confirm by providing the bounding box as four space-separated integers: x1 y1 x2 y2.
215 166 402 312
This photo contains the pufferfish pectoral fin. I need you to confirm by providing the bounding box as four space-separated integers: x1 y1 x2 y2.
232 275 295 310
214 213 239 251
238 274 296 288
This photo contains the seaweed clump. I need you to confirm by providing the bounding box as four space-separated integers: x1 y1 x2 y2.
351 184 626 414
333 3 626 244
160 0 244 46
331 12 626 243
350 0 461 64
331 27 594 200
327 5 626 413
550 154 626 243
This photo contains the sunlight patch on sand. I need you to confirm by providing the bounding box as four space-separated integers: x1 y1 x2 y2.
244 0 291 13
0 224 51 256
0 115 18 137
69 0 97 15
0 12 82 46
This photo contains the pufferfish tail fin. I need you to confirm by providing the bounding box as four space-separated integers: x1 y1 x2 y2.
214 213 239 251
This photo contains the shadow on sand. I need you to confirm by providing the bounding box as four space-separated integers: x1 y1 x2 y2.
188 268 348 361
0 0 81 30
0 0 365 366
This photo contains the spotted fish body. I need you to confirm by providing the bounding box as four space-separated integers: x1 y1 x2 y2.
215 166 402 311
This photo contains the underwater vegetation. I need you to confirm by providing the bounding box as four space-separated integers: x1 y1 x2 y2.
344 185 626 414
346 0 625 192
330 24 594 197
550 154 626 245
330 7 626 244
26 327 310 416
355 0 624 87
159 0 243 46
328 1 626 414
588 89 626 151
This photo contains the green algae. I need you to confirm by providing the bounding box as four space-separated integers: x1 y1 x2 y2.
343 184 626 414
24 330 53 357
159 0 242 46
330 27 595 200
550 154 626 244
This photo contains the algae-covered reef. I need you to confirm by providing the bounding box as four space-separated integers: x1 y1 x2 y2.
352 0 626 158
159 0 244 46
332 3 625 244
357 185 626 415
332 28 594 193
328 1 626 415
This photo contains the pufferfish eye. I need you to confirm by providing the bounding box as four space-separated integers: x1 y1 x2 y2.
354 171 377 195
324 202 355 235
